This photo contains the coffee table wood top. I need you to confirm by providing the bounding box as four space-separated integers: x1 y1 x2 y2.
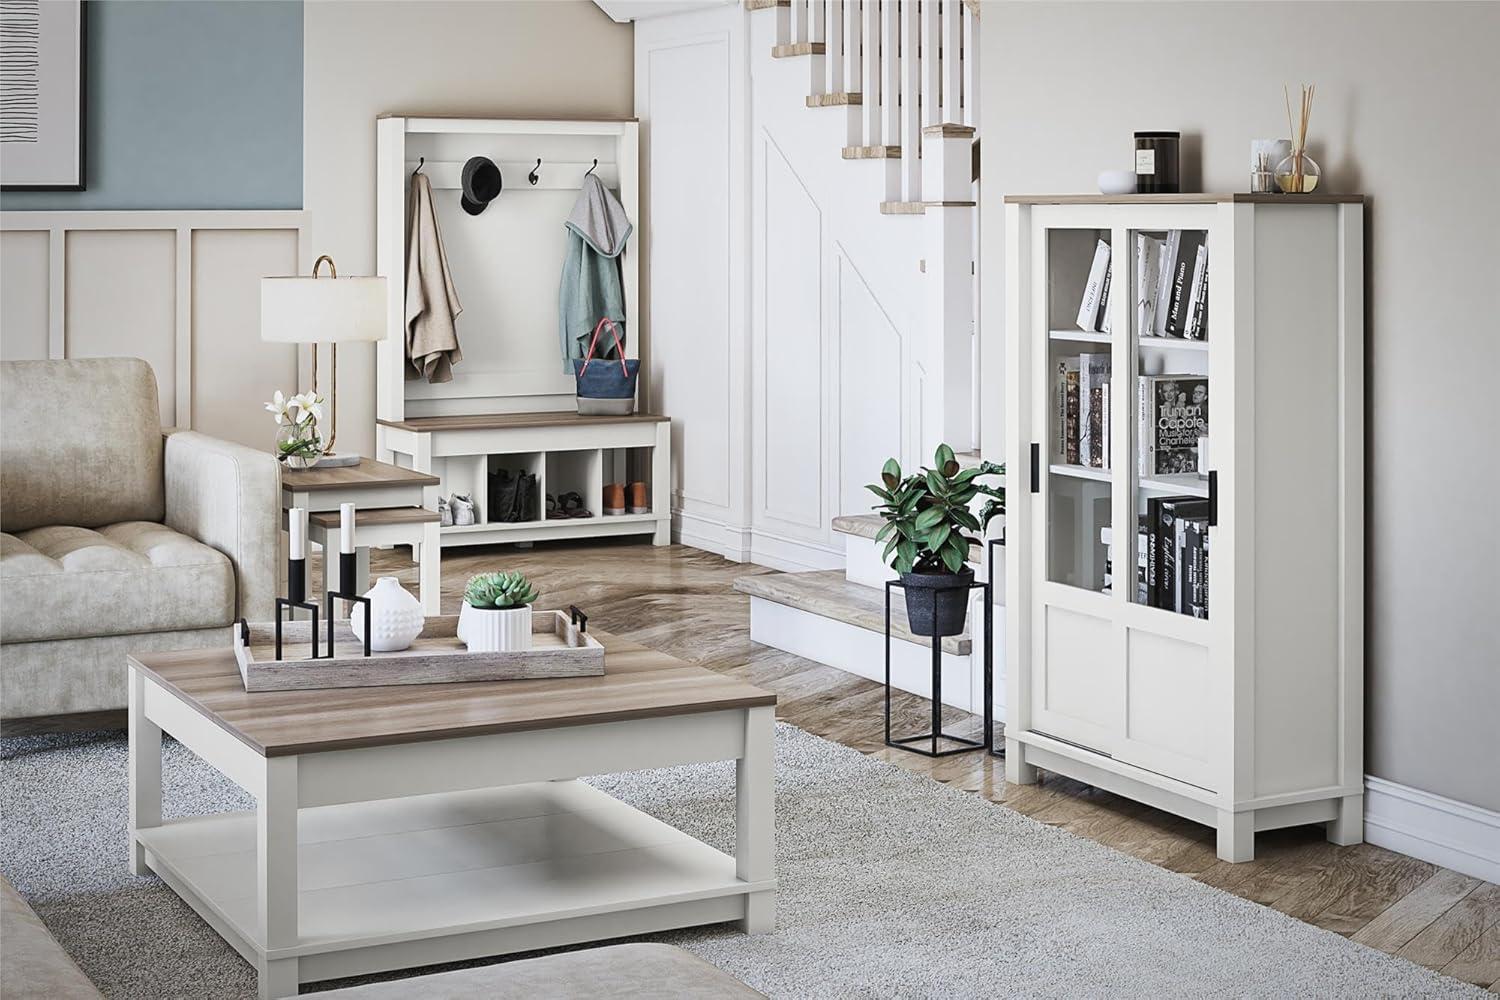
128 630 775 758
281 457 440 492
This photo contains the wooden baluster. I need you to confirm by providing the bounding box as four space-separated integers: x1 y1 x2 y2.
901 0 922 201
845 0 862 105
826 0 844 96
962 0 977 128
942 0 962 125
810 0 825 42
922 0 940 128
791 0 808 44
863 0 882 150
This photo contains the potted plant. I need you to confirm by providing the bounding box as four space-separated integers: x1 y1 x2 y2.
457 571 539 652
866 444 1005 637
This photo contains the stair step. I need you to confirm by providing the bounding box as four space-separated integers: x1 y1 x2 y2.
833 513 986 555
806 92 863 108
735 570 972 655
842 144 901 159
771 41 825 58
744 0 789 9
878 199 978 216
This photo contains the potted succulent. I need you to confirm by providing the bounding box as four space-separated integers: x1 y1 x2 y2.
457 571 539 652
867 444 1005 637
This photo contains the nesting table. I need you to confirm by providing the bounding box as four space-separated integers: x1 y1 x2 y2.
280 458 442 614
127 632 777 999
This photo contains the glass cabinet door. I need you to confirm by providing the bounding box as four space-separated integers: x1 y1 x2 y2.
1042 227 1114 593
1127 227 1211 619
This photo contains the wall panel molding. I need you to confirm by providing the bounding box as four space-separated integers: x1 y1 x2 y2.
1 211 308 447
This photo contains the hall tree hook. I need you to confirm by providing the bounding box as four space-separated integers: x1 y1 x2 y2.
411 156 424 179
528 158 541 185
585 158 598 178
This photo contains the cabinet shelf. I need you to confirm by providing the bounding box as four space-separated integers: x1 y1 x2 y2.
1048 329 1111 345
1139 336 1209 352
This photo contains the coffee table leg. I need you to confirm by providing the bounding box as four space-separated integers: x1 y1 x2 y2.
257 756 300 999
736 705 775 933
128 667 161 876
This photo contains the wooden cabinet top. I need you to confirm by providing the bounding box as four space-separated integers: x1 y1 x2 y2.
281 458 440 491
377 411 670 433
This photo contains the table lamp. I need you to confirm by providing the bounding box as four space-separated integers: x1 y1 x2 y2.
261 255 386 468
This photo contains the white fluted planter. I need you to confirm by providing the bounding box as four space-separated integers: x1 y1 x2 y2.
457 602 532 652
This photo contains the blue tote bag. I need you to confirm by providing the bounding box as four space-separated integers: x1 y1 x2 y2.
573 317 638 415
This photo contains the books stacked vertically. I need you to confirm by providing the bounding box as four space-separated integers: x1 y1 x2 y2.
1141 496 1209 618
1076 239 1114 334
1056 353 1111 469
1137 374 1207 476
1137 230 1208 340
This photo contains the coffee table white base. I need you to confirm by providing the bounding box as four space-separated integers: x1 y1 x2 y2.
128 669 775 999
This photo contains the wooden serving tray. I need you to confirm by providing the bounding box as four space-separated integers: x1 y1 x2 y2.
233 610 605 692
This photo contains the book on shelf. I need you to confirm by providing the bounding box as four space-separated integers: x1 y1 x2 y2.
1056 357 1080 465
1140 229 1208 341
1135 233 1164 338
1183 243 1209 341
1163 230 1207 338
1140 496 1209 616
1078 353 1111 469
1099 260 1114 335
1137 374 1208 476
1076 239 1111 333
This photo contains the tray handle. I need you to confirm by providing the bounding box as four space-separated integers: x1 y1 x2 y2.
569 605 589 634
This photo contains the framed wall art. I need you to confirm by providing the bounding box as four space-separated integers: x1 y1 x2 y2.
1 0 86 190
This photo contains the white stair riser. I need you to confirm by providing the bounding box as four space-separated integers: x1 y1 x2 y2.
747 595 1005 716
842 531 1009 606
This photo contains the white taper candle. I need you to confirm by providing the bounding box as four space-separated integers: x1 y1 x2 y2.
340 502 356 554
289 506 308 561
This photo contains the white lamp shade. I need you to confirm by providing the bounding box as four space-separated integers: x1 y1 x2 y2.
260 275 387 344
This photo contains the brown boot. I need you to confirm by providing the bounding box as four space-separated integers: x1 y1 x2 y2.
603 482 626 516
628 481 649 514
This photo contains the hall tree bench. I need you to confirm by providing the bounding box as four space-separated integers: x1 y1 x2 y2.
127 631 776 999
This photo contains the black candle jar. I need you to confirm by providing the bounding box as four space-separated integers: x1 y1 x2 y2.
1134 131 1181 194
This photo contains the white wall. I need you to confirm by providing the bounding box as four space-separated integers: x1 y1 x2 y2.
303 0 634 459
980 1 1500 812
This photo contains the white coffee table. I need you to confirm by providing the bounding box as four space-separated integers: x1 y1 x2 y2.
127 631 777 999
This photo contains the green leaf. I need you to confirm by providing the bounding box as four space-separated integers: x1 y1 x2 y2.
940 542 964 572
874 520 896 543
934 443 955 469
927 522 951 552
952 508 981 532
914 506 945 531
925 470 948 496
883 536 900 562
881 458 901 490
897 538 917 569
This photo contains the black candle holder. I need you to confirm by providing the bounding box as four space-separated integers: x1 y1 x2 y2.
324 551 372 658
274 555 320 660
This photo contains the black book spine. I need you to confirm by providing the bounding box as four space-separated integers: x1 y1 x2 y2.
1156 501 1176 610
1145 497 1162 608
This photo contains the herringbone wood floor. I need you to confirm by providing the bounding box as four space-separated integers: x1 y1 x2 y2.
12 539 1497 990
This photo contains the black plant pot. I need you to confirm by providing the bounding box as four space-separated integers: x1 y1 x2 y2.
900 567 974 637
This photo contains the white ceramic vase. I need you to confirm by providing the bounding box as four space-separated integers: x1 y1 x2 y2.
350 576 424 652
457 601 532 652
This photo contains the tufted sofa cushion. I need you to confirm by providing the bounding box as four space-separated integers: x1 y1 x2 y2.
0 522 234 644
0 357 165 532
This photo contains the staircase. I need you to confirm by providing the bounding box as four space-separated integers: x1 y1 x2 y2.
734 509 1003 714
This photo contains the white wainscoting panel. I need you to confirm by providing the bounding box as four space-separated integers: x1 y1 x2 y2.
759 136 824 533
0 212 307 448
0 229 50 361
835 249 905 517
66 229 178 426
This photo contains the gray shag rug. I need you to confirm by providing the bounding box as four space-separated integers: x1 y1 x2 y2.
1 724 1483 999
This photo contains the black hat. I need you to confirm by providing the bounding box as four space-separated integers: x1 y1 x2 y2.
461 156 502 215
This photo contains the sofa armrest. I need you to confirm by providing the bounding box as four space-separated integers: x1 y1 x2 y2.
163 430 281 623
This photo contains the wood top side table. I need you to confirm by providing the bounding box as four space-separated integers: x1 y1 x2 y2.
279 457 442 615
126 632 777 999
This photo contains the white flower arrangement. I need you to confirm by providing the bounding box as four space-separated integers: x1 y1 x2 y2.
266 390 327 464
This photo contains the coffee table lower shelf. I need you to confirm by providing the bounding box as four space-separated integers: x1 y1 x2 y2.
136 780 771 985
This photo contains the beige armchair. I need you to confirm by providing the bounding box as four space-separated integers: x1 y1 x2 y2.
0 358 279 718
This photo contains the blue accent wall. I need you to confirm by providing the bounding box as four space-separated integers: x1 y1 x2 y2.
1 0 302 210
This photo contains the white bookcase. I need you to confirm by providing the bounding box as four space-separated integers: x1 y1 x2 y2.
1003 194 1365 862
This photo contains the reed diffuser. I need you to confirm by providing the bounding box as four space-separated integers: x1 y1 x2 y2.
1276 83 1321 193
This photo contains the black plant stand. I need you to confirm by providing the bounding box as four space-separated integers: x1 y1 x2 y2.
884 573 994 758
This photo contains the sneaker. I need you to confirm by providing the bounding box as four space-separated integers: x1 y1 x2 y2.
438 496 452 527
450 493 476 526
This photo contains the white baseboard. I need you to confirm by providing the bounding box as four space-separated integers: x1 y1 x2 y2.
673 509 752 562
1364 776 1500 884
671 512 842 572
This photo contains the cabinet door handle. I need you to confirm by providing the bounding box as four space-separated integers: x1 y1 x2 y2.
1208 470 1218 527
1030 443 1040 494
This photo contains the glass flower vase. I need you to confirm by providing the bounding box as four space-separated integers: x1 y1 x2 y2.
275 421 325 469
1275 151 1322 194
